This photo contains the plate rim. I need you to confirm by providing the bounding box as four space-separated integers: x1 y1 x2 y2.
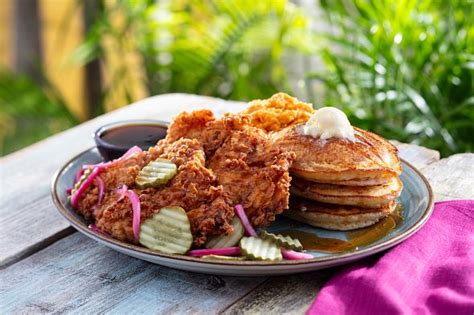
51 147 434 267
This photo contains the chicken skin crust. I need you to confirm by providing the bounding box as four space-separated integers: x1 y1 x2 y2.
78 138 234 246
166 110 295 227
242 92 314 132
167 109 249 156
208 129 295 227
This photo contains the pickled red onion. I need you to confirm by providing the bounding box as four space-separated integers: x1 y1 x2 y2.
187 247 241 257
235 204 257 237
113 186 140 240
95 176 105 205
83 162 105 169
88 224 110 236
125 190 141 241
281 249 313 260
83 146 142 169
71 167 102 208
74 168 85 183
115 184 128 201
118 145 142 160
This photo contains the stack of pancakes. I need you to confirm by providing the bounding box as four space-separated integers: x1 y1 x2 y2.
273 125 403 230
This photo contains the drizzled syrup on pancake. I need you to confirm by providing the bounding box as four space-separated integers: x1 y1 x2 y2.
281 204 404 253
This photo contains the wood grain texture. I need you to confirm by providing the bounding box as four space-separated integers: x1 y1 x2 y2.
221 271 333 315
0 233 266 314
421 153 474 201
0 94 244 267
390 140 440 170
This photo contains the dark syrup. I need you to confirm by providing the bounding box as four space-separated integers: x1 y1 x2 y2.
102 125 168 149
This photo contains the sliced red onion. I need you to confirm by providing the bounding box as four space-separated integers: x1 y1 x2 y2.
74 168 85 183
83 162 105 169
95 176 105 205
125 190 141 241
234 204 257 237
118 145 142 161
66 187 72 194
115 185 128 201
88 224 110 236
83 146 143 170
187 247 241 257
71 167 101 208
281 249 313 260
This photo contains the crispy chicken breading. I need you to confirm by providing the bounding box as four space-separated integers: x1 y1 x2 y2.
167 109 249 156
166 110 295 227
242 92 314 132
75 93 303 249
208 129 295 227
78 139 234 246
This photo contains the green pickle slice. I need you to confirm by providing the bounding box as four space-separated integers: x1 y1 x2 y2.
135 158 177 189
239 237 282 261
205 217 245 249
139 206 193 254
259 230 303 251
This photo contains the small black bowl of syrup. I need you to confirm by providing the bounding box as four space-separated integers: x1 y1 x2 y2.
94 120 169 161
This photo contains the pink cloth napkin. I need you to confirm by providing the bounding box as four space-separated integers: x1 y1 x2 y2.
308 200 474 315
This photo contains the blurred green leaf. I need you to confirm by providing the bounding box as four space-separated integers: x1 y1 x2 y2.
313 0 474 156
0 68 78 155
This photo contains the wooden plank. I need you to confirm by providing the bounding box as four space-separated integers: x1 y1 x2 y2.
0 94 245 267
421 153 474 201
391 140 440 170
0 233 266 314
0 197 74 268
221 271 333 315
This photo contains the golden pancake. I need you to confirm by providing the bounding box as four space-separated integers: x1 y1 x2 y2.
290 176 402 208
272 125 401 183
285 197 397 230
315 177 393 186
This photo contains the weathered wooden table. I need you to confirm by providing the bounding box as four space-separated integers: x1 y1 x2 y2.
1 94 473 314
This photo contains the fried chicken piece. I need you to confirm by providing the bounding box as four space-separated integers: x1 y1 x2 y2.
167 109 249 156
76 150 156 220
76 93 306 246
208 128 295 227
242 92 314 132
78 138 234 246
166 110 295 227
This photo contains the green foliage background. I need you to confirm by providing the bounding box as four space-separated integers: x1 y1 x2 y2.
0 69 78 154
313 0 474 156
1 0 472 156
